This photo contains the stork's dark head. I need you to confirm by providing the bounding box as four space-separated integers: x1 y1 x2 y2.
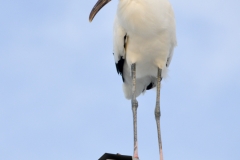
89 0 111 22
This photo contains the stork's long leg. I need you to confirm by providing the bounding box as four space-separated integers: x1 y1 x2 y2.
155 68 163 160
131 63 139 159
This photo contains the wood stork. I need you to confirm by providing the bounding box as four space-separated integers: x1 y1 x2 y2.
89 0 177 159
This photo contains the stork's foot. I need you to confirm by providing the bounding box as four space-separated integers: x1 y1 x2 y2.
132 157 139 160
132 139 139 159
160 148 164 160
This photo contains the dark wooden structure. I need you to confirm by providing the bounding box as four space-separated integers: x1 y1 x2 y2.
99 153 132 160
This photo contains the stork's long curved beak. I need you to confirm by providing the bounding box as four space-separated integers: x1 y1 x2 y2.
89 0 111 22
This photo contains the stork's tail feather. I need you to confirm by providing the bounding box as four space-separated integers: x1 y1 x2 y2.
122 83 143 100
122 78 156 100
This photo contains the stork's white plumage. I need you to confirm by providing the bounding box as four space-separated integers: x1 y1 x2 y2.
89 0 177 160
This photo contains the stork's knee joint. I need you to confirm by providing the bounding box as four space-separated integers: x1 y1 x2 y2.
132 100 138 110
155 103 161 118
155 110 161 118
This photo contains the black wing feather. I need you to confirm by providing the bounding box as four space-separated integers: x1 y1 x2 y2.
114 34 127 82
115 56 125 82
146 82 153 90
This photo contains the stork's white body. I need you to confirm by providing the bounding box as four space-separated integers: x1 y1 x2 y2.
89 0 177 159
113 0 177 99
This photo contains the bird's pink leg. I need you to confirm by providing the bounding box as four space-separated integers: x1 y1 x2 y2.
155 68 164 160
131 64 139 159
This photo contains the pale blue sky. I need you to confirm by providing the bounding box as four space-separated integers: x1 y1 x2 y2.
0 0 240 160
